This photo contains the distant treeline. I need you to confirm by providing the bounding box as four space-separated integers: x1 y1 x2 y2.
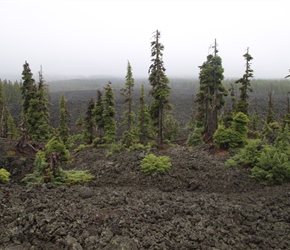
47 77 290 95
2 77 290 104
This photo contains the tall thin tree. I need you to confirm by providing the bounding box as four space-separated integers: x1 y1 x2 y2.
121 61 135 131
235 48 254 116
148 30 170 146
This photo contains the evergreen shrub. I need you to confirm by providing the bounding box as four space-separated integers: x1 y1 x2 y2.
141 154 171 175
0 168 10 183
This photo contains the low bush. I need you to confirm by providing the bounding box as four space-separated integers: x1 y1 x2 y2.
141 153 172 175
0 168 10 183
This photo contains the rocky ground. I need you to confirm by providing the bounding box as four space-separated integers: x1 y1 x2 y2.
1 88 290 249
1 138 290 250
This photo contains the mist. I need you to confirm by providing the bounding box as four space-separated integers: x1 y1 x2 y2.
1 0 290 82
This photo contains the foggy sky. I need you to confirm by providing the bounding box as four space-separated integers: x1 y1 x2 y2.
1 0 290 81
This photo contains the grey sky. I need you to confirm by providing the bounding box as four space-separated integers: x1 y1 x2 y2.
1 0 290 81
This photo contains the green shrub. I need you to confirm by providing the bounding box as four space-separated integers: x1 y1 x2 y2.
22 151 51 187
141 153 171 175
74 144 86 153
63 170 94 186
0 168 10 183
23 151 94 187
225 139 262 167
106 143 125 158
250 145 290 184
214 112 249 150
187 127 204 147
45 137 71 163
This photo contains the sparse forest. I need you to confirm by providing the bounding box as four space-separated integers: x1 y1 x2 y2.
1 32 290 249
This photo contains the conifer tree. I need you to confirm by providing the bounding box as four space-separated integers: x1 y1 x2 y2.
195 39 227 141
235 48 254 116
282 94 290 128
137 84 151 144
148 30 171 145
32 66 52 141
75 112 84 134
266 91 275 124
20 61 37 134
121 61 135 131
0 79 19 138
102 82 116 144
57 94 70 145
83 98 96 144
94 89 105 143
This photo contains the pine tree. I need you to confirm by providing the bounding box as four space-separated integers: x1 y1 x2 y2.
102 82 116 144
148 30 171 146
137 84 151 145
57 94 70 145
195 39 227 141
235 48 254 116
83 98 96 144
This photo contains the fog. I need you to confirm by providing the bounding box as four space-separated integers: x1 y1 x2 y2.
1 0 290 81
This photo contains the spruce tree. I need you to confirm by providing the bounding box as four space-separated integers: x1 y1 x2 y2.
57 94 70 145
235 48 254 116
148 30 171 146
195 39 227 141
137 84 151 144
102 82 116 144
83 98 96 144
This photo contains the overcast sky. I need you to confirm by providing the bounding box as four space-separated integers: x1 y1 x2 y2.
1 0 290 81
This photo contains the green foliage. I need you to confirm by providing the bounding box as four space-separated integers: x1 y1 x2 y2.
250 145 290 184
187 126 204 147
23 149 94 187
22 151 51 187
225 139 262 167
121 61 135 131
83 98 96 144
136 84 152 145
148 30 171 145
0 168 10 183
163 111 180 141
20 64 52 141
73 144 86 153
45 137 71 163
57 94 70 145
0 80 19 138
214 112 249 149
227 126 290 184
106 143 125 158
63 170 94 186
141 153 171 175
121 130 138 148
235 48 253 116
102 82 116 144
266 92 275 124
195 41 227 138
